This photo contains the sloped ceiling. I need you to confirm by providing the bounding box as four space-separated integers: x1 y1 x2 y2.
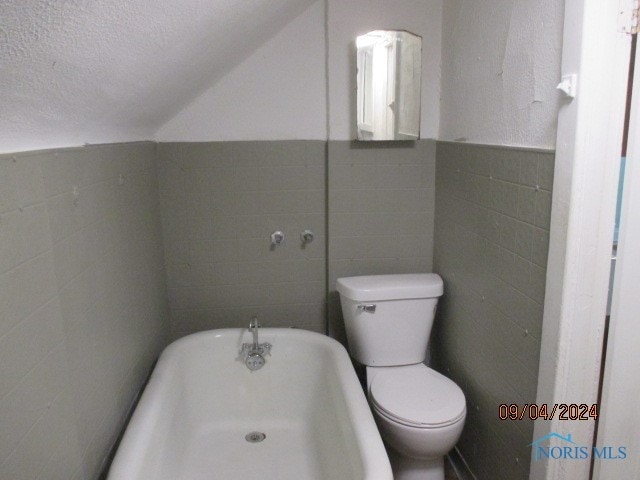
0 0 316 152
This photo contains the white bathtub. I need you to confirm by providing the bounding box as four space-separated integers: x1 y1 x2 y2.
108 328 392 480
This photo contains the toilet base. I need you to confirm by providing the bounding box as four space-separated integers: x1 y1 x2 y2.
388 448 444 480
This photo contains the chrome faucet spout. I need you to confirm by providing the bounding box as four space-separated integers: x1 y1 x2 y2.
249 317 260 348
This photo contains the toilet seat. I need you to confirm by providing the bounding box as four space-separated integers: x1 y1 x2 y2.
369 364 466 428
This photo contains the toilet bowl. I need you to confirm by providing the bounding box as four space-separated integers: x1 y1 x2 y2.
367 365 465 480
368 365 466 458
337 274 466 480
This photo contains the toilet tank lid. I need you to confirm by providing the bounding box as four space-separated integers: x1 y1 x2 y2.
336 274 443 301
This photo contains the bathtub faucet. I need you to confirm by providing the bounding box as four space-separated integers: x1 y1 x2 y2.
241 317 272 371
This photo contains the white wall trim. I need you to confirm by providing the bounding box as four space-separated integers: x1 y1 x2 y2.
593 32 640 479
531 0 631 479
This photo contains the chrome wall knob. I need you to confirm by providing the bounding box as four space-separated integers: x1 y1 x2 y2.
300 230 314 244
270 231 285 245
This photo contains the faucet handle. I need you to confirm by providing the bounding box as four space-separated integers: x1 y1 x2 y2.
270 231 284 246
240 342 272 356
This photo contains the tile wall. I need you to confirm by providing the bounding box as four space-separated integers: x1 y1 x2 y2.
157 141 326 338
327 140 436 343
0 143 168 479
0 138 552 480
432 142 554 479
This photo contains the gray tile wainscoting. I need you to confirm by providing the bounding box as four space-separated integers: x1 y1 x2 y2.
0 143 168 479
0 138 553 480
328 140 436 344
157 141 327 339
433 141 554 480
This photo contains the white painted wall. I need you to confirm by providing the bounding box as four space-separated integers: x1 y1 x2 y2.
327 0 442 141
5 0 566 149
156 1 326 141
0 0 315 153
159 0 443 142
3 0 442 148
439 0 564 149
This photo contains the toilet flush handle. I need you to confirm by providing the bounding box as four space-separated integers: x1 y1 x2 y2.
357 304 376 313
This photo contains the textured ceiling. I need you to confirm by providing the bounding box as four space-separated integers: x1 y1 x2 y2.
0 0 315 152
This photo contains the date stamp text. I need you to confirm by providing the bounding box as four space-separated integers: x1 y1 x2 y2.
498 403 598 421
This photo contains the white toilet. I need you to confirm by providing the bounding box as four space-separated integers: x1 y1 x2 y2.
336 273 466 480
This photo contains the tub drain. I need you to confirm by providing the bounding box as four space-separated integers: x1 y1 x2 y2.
245 432 266 443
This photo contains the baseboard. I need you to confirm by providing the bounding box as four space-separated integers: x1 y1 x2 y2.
447 447 477 480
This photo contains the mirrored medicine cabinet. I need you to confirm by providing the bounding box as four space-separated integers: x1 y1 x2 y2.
356 30 422 141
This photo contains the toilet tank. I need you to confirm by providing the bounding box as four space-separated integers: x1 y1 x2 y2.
336 274 443 366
